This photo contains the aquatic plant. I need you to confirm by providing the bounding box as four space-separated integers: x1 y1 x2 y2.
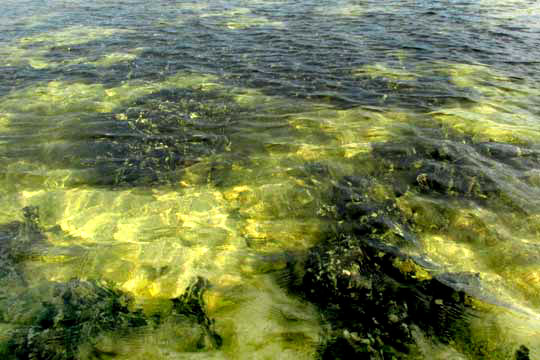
162 276 223 351
224 16 285 30
264 127 540 358
425 63 540 144
372 140 499 200
0 72 219 121
18 26 132 48
95 88 238 187
0 201 323 359
0 204 226 358
352 63 417 82
314 4 365 17
300 234 478 358
369 137 540 211
0 25 136 70
288 107 411 161
0 208 222 359
0 206 45 280
198 6 285 29
88 52 138 67
2 279 149 359
0 276 221 359
281 170 534 359
0 76 236 188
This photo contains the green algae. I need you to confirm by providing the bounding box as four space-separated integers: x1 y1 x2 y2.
0 114 7 132
314 4 365 17
1 81 115 115
0 110 330 354
425 63 540 144
366 135 540 315
1 31 540 358
0 43 140 69
2 78 539 357
4 13 57 28
2 96 539 359
18 26 132 48
0 43 76 70
315 129 540 358
0 22 144 70
205 274 321 360
0 273 222 359
221 161 331 253
0 45 42 68
198 7 285 29
352 63 417 81
292 153 539 358
175 2 209 12
0 1 539 358
89 52 138 67
288 106 418 161
430 103 540 144
224 16 285 30
0 72 220 126
477 0 540 29
9 112 331 357
0 26 137 70
200 7 252 17
2 176 323 358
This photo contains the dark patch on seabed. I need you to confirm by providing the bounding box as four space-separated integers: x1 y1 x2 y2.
2 87 242 188
84 88 239 187
278 167 534 359
269 130 540 359
369 136 540 211
0 208 222 359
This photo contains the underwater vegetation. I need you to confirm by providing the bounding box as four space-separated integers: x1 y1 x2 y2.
1 83 240 188
280 170 533 359
281 175 470 357
0 208 221 359
80 87 239 187
1 72 539 358
2 279 148 359
371 138 540 203
196 6 285 30
0 206 45 280
1 0 540 358
427 63 540 145
268 131 540 359
0 26 136 70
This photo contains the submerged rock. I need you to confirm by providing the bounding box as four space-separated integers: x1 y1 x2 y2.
169 276 223 351
300 232 477 358
279 168 533 359
0 207 46 280
476 142 540 172
83 88 239 187
332 176 418 248
372 140 498 199
0 208 222 359
371 138 540 202
273 174 473 357
1 277 221 360
3 279 148 359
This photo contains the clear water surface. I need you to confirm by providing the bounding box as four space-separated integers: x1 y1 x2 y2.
1 0 540 359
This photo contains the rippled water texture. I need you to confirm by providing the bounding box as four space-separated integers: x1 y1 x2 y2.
1 0 540 359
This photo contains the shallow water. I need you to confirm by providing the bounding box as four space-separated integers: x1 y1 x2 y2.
1 0 540 358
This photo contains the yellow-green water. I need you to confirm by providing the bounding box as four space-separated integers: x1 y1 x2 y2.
1 0 540 358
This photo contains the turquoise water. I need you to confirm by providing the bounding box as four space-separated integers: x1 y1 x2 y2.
1 0 540 358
